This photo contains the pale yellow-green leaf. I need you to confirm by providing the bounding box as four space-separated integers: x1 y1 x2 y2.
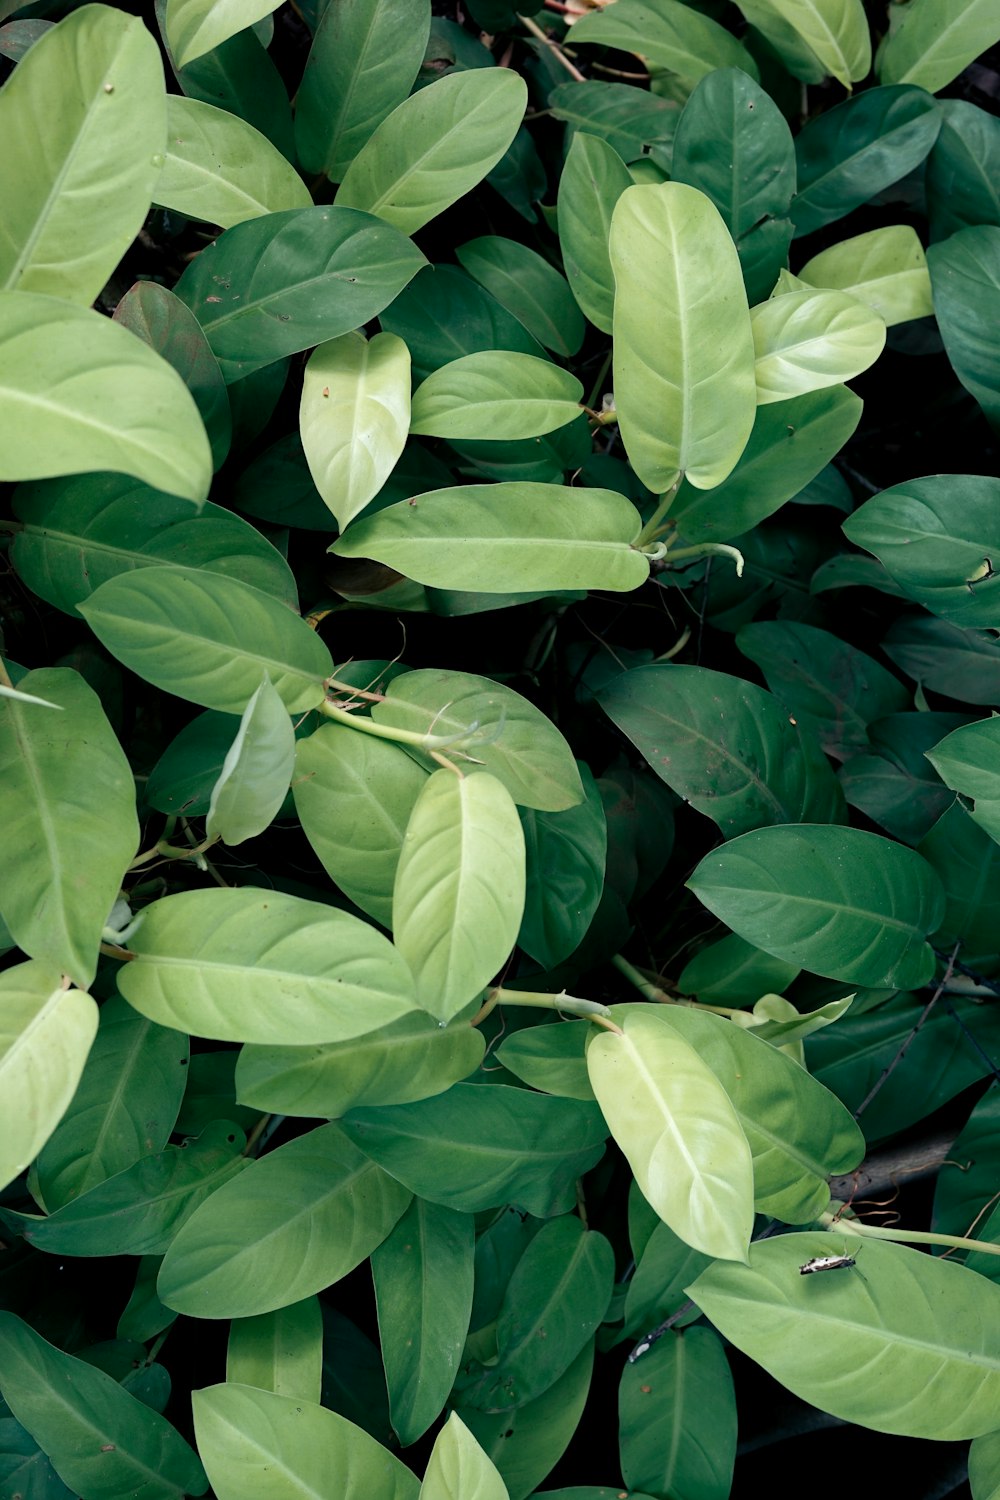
206 675 295 846
734 0 870 87
154 96 311 228
420 1413 509 1500
226 1298 323 1405
165 0 283 68
409 351 583 441
878 0 1000 95
798 225 933 326
751 288 886 404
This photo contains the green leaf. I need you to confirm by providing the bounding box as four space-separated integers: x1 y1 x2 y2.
928 225 1000 428
877 0 1000 94
679 932 801 1007
687 824 945 988
34 995 188 1212
393 769 525 1023
155 95 311 228
227 1298 324 1405
732 0 869 87
420 1413 509 1500
518 766 607 968
556 134 632 335
192 1384 418 1500
79 567 332 715
882 616 1000 706
688 1233 1000 1439
0 6 165 304
120 888 419 1046
12 473 295 617
586 1009 754 1262
670 386 862 542
173 206 426 382
750 288 886 403
456 237 585 357
370 669 585 811
236 1012 485 1118
495 1022 592 1101
971 1430 1000 1500
0 668 138 987
791 85 941 238
926 100 1000 240
372 1199 474 1445
624 1219 712 1337
294 0 431 182
610 182 756 491
927 716 1000 844
933 1083 1000 1245
300 332 411 531
798 224 933 325
918 802 1000 966
599 663 845 836
0 1313 206 1499
333 483 647 594
342 1084 607 1218
159 1121 411 1317
549 81 677 175
567 0 759 84
409 352 583 440
165 0 282 67
379 264 546 381
335 70 528 236
204 675 295 845
145 710 242 817
619 1328 736 1500
0 291 211 505
0 961 97 1195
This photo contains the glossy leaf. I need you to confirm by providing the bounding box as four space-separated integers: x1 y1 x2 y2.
926 100 1000 240
332 483 647 594
877 0 1000 95
0 291 211 505
610 182 756 491
750 288 886 403
0 1313 206 1499
410 352 583 440
158 1122 411 1318
586 1008 754 1262
0 668 138 987
518 766 607 968
79 567 332 715
421 1413 509 1500
599 663 845 836
0 6 165 304
294 0 431 181
928 225 1000 428
689 1233 1000 1439
0 961 97 1195
568 0 758 83
300 331 411 531
165 0 282 67
342 1084 608 1218
620 1328 736 1500
679 933 801 1007
393 769 526 1022
372 1199 474 1444
205 675 295 845
155 95 310 228
556 134 632 335
734 0 869 87
227 1298 324 1405
798 225 933 325
120 887 420 1046
456 237 585 357
174 206 426 382
335 70 528 235
687 823 944 988
192 1384 419 1500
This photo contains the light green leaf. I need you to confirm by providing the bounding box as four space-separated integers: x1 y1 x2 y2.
495 1022 592 1101
154 95 310 228
332 483 647 594
620 1328 736 1500
971 1430 1000 1500
689 1233 1000 1438
294 0 431 182
0 681 61 708
373 1201 474 1446
193 1384 419 1500
926 718 1000 847
159 1122 411 1318
751 288 886 403
227 1298 324 1405
0 668 138 987
79 567 332 715
798 224 933 325
0 961 97 1194
409 352 582 440
877 0 1000 94
0 6 165 304
120 888 420 1046
300 331 411 531
687 824 945 989
679 932 801 1008
928 225 1000 428
0 1313 206 1499
568 0 759 84
335 69 527 234
165 0 283 68
609 182 756 491
205 675 295 845
586 1009 754 1262
732 0 869 87
393 770 525 1022
421 1413 509 1500
0 291 211 505
456 237 585 357
556 134 632 335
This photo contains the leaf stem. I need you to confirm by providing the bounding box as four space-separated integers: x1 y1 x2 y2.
820 1211 1000 1259
636 476 681 546
666 542 745 576
489 985 614 1020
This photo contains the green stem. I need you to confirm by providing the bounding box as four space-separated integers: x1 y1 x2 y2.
585 350 613 412
636 476 682 546
666 542 745 576
820 1211 1000 1259
612 953 666 1003
319 697 479 758
490 986 614 1021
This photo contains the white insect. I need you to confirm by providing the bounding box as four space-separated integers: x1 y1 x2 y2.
799 1252 857 1276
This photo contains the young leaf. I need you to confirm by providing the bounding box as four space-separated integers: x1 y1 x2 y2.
335 69 527 235
750 288 886 403
0 292 211 505
609 182 756 491
0 668 138 987
300 331 411 531
456 237 585 357
731 0 869 88
393 769 526 1022
410 352 582 441
227 1297 324 1405
0 961 97 1194
165 0 282 67
557 134 632 334
797 224 933 325
0 6 165 304
567 0 759 84
586 1009 755 1263
421 1412 510 1500
120 887 420 1046
620 1328 736 1500
877 0 1000 95
928 225 1000 429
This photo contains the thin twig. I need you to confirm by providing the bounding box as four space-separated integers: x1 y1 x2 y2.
518 12 587 81
853 943 960 1120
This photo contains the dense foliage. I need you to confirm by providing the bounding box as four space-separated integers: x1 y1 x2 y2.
2 0 1000 1496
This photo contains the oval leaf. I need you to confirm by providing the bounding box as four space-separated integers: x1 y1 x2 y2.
568 0 759 84
620 1328 736 1500
166 0 282 67
877 0 1000 95
797 224 933 326
226 1298 324 1405
750 288 886 404
456 236 585 358
733 0 869 87
205 674 295 845
409 352 583 440
421 1413 509 1500
928 225 1000 429
557 133 632 334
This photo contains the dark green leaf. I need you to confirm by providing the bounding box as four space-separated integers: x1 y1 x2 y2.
548 81 679 175
456 237 585 357
926 100 1000 241
518 765 607 968
882 616 1000 706
620 1328 735 1500
928 226 1000 428
379 264 546 381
